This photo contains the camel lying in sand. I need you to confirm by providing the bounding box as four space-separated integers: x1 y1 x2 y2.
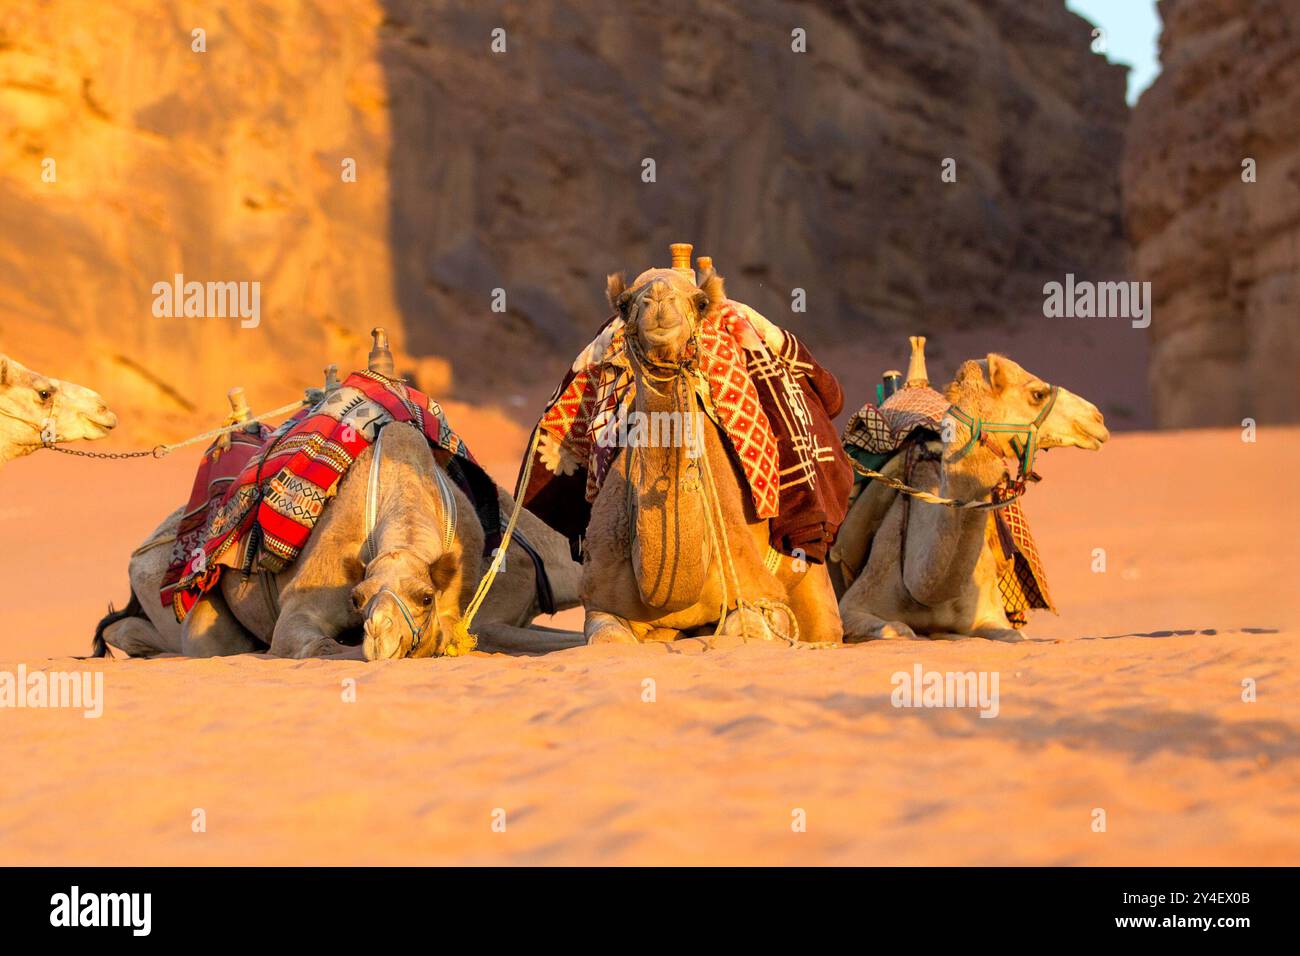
0 353 117 465
581 265 842 645
97 422 581 659
835 354 1109 642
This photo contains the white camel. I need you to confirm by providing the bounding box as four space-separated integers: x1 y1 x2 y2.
0 353 117 465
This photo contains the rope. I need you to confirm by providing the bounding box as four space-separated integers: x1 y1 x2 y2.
41 398 308 460
849 457 1025 511
449 426 543 650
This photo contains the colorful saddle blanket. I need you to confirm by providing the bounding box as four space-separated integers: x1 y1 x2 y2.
160 370 499 621
841 385 1054 627
518 301 853 563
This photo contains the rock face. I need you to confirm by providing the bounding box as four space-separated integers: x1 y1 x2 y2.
0 0 1129 441
1124 0 1300 427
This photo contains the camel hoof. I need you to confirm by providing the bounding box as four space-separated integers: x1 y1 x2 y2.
587 628 638 645
585 614 639 645
845 620 918 642
881 621 919 641
977 628 1026 643
720 605 796 643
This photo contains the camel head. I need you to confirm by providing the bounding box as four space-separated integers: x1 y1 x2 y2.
606 266 727 366
946 354 1110 457
0 354 117 461
353 549 461 660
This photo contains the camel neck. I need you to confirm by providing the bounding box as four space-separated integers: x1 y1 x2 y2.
625 365 712 611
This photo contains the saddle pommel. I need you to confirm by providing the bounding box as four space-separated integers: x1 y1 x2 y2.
324 364 340 392
368 327 395 378
670 242 694 275
227 387 250 423
696 255 713 275
906 336 929 388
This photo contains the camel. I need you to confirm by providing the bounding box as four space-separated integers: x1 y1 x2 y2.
580 263 843 645
96 421 582 660
835 353 1109 642
0 353 117 465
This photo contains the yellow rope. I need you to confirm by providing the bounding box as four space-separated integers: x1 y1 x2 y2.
849 457 1024 511
448 426 543 651
156 399 307 455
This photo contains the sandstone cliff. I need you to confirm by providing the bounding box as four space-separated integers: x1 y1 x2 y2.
1124 0 1300 427
0 1 1129 442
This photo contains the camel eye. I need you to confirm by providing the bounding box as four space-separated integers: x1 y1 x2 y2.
421 594 434 607
37 389 52 402
1030 387 1049 403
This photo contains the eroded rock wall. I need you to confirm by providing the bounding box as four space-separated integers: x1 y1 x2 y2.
1124 0 1300 427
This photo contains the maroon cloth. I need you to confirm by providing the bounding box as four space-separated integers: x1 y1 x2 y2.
747 331 853 563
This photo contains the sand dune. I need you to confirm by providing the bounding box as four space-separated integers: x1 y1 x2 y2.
1 424 1297 864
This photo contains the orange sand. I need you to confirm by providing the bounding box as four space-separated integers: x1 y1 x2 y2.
1 422 1297 865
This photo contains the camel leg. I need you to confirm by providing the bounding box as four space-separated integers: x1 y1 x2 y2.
971 626 1026 643
838 576 919 642
474 623 585 655
101 617 170 658
784 563 844 643
269 608 363 659
180 588 263 657
584 610 639 645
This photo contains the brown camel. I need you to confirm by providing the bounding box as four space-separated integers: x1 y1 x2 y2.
96 421 582 659
0 353 117 465
836 354 1109 642
580 264 843 645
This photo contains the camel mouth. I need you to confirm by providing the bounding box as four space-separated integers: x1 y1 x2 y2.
638 325 684 355
1043 424 1109 451
362 624 409 661
81 410 118 435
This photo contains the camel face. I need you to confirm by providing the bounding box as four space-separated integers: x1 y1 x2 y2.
354 550 459 660
615 269 708 365
0 355 117 446
984 354 1109 453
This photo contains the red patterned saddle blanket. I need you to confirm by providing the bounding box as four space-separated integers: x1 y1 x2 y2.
517 301 852 563
841 385 1054 627
160 370 497 622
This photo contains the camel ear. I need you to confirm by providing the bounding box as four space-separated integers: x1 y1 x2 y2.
429 551 459 593
986 354 1012 394
351 577 379 613
699 269 726 307
606 272 626 309
0 358 7 386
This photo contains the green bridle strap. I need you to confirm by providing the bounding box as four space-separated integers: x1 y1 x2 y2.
945 385 1059 478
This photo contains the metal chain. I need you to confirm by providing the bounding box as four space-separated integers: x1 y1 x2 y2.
39 397 308 462
43 444 163 460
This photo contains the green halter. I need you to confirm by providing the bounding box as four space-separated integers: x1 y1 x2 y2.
945 385 1059 480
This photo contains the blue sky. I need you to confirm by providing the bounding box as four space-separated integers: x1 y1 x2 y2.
1065 0 1162 104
